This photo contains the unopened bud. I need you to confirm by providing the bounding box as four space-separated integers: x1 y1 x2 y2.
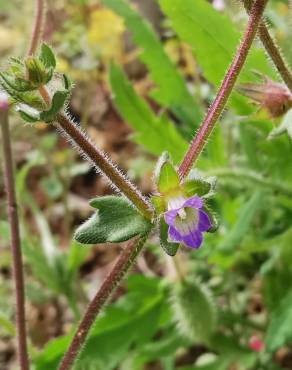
237 76 292 118
25 57 47 86
0 92 9 112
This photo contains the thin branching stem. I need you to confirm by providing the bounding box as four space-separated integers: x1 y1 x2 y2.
27 0 45 56
178 0 268 179
1 107 30 370
58 233 149 370
242 0 292 92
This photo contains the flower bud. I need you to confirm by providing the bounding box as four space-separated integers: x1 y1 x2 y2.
25 57 48 86
237 76 292 118
0 92 9 112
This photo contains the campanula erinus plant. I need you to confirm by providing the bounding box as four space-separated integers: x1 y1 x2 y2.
1 0 292 369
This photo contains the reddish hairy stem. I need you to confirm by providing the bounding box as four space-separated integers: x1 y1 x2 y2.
1 110 30 370
37 85 153 220
27 0 45 56
178 0 268 179
55 113 153 220
242 0 292 92
58 234 148 370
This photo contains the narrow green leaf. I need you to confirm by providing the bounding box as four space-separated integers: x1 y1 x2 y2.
75 196 152 244
103 0 202 133
109 63 187 162
218 191 263 252
265 289 292 352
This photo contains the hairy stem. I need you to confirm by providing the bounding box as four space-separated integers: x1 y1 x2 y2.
178 0 268 179
58 233 149 370
56 113 153 219
28 0 45 56
37 86 153 220
242 0 292 92
1 108 30 370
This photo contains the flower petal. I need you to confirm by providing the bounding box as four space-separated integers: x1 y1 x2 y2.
198 210 211 232
168 226 182 242
181 230 203 249
164 209 179 226
183 195 202 209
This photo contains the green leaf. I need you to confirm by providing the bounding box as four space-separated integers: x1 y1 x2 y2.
155 152 180 194
22 240 60 294
109 63 187 162
159 0 275 88
34 275 164 370
103 0 202 134
218 191 263 252
172 279 217 344
0 71 34 92
39 43 56 69
265 289 292 352
159 217 179 256
74 196 152 244
40 90 69 122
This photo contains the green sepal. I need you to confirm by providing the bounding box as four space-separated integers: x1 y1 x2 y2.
154 152 180 195
183 178 211 197
25 57 48 86
74 196 152 244
62 73 71 90
39 43 56 69
159 216 179 256
184 170 216 198
40 90 69 122
203 205 219 233
17 109 40 123
151 195 164 213
0 72 35 93
0 73 45 110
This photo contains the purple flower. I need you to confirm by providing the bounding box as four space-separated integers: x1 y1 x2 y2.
164 195 211 249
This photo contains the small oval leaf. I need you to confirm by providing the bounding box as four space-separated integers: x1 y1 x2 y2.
39 43 56 69
172 279 217 344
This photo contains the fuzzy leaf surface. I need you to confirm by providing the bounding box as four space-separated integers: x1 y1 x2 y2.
74 196 152 244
